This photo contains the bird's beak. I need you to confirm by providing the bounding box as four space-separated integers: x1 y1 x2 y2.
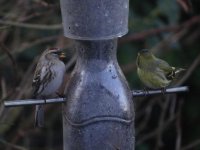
59 52 66 59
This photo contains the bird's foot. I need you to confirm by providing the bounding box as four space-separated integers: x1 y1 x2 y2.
161 88 166 95
41 96 47 104
143 88 149 96
56 92 65 98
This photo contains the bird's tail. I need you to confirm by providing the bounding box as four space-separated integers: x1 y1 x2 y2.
167 67 185 80
175 68 185 74
35 105 44 128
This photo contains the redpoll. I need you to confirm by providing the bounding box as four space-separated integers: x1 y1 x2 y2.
32 48 66 127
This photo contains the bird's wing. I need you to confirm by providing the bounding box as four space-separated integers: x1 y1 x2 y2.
156 58 173 73
156 58 175 80
32 62 52 97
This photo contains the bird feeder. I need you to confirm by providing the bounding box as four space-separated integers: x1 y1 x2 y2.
60 0 129 40
60 0 135 149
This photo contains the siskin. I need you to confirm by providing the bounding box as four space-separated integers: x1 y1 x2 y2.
136 49 185 89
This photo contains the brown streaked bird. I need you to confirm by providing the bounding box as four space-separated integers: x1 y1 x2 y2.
32 48 66 127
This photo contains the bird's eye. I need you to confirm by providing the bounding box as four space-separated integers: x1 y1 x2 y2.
141 49 149 53
53 51 61 55
52 52 59 57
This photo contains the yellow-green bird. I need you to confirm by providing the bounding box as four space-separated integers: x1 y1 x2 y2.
136 49 185 89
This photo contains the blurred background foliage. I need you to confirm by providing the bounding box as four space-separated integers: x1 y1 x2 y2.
0 0 200 150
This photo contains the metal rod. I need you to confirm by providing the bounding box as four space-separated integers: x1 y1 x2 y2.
4 98 65 107
132 86 189 97
3 86 189 107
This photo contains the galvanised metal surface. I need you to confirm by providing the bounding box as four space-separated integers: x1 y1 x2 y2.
63 39 135 150
4 86 189 107
60 0 129 40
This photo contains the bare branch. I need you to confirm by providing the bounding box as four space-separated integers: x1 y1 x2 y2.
176 54 200 86
0 139 28 150
175 101 183 150
1 78 7 99
155 96 171 150
181 139 200 150
0 35 59 62
119 15 200 44
0 19 61 30
0 42 16 68
137 113 178 145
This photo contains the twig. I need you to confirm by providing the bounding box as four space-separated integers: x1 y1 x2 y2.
0 19 61 30
0 43 19 85
0 26 10 30
177 0 193 13
0 42 16 68
19 12 47 22
9 56 38 101
185 27 200 45
1 78 7 99
175 100 183 150
169 94 177 120
151 28 188 54
119 15 200 44
176 54 200 86
0 139 28 150
135 96 159 119
0 35 59 62
155 96 170 150
136 104 153 136
181 139 200 150
137 113 178 145
16 35 59 54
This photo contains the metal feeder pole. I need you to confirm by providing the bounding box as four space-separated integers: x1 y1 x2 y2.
60 0 135 149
